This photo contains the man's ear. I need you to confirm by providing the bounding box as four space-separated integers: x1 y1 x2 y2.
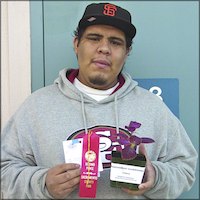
126 46 132 57
73 37 78 55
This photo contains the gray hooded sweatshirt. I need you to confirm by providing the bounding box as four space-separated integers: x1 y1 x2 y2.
1 68 197 199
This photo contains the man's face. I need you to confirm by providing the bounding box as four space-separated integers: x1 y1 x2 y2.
74 25 130 90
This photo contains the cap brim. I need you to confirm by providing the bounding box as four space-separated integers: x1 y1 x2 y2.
79 16 136 39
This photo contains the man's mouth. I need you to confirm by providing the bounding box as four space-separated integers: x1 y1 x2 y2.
92 59 111 69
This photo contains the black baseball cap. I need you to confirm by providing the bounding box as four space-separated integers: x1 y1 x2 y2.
78 3 136 39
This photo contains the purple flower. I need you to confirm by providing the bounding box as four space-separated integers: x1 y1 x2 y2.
125 121 141 132
117 121 155 160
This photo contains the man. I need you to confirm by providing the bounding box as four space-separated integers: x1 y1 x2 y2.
1 2 197 199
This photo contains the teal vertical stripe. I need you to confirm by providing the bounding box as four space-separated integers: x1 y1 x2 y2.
30 1 45 92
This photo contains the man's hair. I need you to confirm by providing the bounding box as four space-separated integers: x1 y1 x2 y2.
74 27 133 50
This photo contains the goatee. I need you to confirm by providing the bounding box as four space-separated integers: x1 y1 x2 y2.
89 76 107 86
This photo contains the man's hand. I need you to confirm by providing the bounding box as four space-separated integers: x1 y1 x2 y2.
122 144 156 196
45 163 81 199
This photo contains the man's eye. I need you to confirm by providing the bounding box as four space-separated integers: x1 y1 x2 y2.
87 37 100 41
111 40 122 46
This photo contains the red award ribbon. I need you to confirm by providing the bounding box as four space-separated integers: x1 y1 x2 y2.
79 131 100 198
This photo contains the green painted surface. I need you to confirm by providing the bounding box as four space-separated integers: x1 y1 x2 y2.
30 1 45 91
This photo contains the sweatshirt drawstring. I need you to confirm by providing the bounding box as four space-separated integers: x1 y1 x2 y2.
114 95 119 134
80 94 88 134
80 93 119 135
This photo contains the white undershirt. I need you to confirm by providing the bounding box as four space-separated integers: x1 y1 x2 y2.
74 78 119 101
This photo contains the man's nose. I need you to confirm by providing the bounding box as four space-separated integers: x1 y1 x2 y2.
97 40 111 55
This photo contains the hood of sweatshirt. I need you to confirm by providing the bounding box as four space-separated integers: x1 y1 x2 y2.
54 68 138 104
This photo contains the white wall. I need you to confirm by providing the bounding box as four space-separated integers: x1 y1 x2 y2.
1 1 31 130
